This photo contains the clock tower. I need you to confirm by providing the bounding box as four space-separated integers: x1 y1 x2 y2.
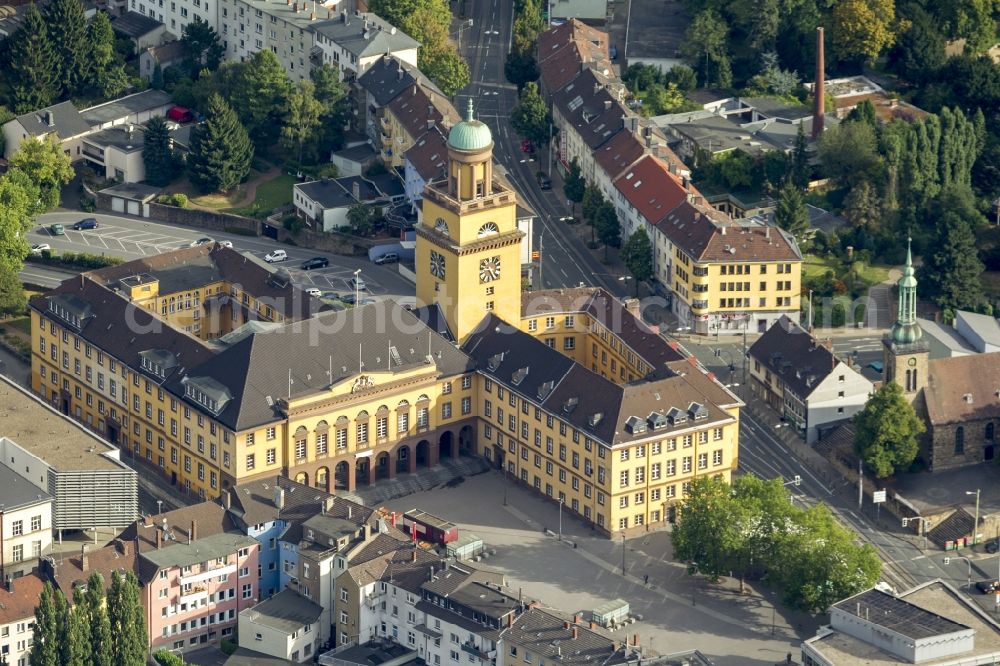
415 99 524 342
883 238 928 401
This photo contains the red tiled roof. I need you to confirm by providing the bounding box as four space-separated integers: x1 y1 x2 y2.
613 155 689 224
386 84 459 142
655 202 801 263
537 20 611 95
0 573 46 623
594 130 646 182
925 354 1000 425
403 126 448 181
537 19 608 65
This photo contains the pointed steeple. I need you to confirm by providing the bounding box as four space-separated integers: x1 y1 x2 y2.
890 237 922 344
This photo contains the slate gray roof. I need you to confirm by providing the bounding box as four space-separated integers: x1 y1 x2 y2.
80 89 173 127
462 315 736 446
311 12 419 58
505 608 635 666
186 301 473 430
296 175 397 209
111 10 163 38
358 56 432 107
228 475 333 528
242 588 323 632
139 531 258 571
748 315 839 399
83 126 146 153
13 101 91 140
552 69 626 150
0 466 53 512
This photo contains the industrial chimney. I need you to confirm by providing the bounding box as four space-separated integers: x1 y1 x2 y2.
812 26 825 140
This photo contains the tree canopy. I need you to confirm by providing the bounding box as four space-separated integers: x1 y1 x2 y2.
621 228 653 294
187 94 254 193
853 381 925 478
7 136 73 212
143 116 177 186
511 82 550 147
180 16 225 76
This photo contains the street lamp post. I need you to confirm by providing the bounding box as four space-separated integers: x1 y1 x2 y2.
944 556 974 590
968 489 981 546
558 497 564 540
783 475 802 505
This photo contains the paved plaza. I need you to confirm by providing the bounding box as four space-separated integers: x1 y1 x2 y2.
383 470 820 665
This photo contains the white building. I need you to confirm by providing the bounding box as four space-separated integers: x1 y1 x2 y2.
82 126 147 183
748 316 874 443
240 588 324 662
311 10 419 81
2 101 92 160
0 467 53 579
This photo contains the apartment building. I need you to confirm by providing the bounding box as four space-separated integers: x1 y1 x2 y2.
0 467 53 579
500 608 644 666
220 0 332 81
312 10 419 81
655 205 803 335
0 574 45 666
536 19 610 100
749 316 874 442
550 68 628 183
381 84 458 167
239 588 324 662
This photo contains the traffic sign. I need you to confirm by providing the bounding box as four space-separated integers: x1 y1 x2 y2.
873 490 887 503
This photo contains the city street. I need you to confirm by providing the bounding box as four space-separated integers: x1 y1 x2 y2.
457 0 629 298
29 212 416 301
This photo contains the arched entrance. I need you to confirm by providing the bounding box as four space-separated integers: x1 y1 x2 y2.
375 452 392 480
439 431 454 459
459 425 475 455
356 458 370 486
295 471 309 486
316 467 329 492
335 461 350 490
416 440 430 467
396 445 411 474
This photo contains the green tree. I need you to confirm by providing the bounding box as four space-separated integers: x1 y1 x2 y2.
594 202 621 259
0 176 35 274
0 267 28 318
563 159 585 216
854 381 925 478
419 45 470 98
582 183 604 243
831 0 897 64
890 5 945 83
665 64 697 92
63 587 92 666
233 49 293 149
368 0 450 33
504 50 539 89
845 99 878 127
511 82 550 147
347 203 378 237
672 476 746 580
920 209 985 311
620 228 652 295
774 181 810 248
84 573 113 666
842 181 882 230
142 116 176 186
88 12 128 98
30 582 61 666
187 93 254 193
511 0 544 54
7 136 74 212
3 169 44 217
681 10 731 88
790 124 810 188
180 16 224 76
310 64 350 159
108 571 147 665
281 81 323 163
43 0 90 97
6 5 57 112
818 121 882 187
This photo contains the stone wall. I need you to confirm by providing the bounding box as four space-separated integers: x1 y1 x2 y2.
144 202 261 235
276 226 378 256
929 418 997 472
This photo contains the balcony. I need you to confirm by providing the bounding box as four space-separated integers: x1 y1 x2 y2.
692 299 709 310
461 642 491 660
422 183 516 217
180 562 236 587
178 585 209 606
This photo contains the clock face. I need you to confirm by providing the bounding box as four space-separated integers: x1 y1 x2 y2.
430 251 446 279
908 357 916 367
479 256 501 283
434 218 449 236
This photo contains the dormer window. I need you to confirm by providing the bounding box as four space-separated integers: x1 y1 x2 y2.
141 356 165 378
181 376 231 415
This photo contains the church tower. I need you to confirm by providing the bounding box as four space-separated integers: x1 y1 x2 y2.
415 100 524 341
883 238 929 400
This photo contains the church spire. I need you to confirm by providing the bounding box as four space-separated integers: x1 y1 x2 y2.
890 237 922 344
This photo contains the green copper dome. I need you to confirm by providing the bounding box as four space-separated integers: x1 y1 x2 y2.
448 99 493 152
890 238 923 345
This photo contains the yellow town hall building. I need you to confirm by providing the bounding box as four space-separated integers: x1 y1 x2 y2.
29 102 741 536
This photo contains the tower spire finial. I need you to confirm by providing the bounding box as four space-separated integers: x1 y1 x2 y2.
465 98 474 122
905 236 913 268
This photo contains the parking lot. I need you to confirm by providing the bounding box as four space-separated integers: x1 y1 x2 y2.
382 470 816 665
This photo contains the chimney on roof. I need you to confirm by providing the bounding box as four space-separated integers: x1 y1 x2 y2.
341 8 347 22
572 627 578 640
812 27 825 140
44 110 54 127
274 485 286 510
682 175 690 191
222 489 231 511
397 68 404 81
720 226 726 235
412 84 418 96
563 621 571 629
589 621 597 630
574 613 582 623
604 100 612 111
348 505 352 519
156 528 162 549
190 520 197 544
633 634 640 647
507 613 514 628
352 181 361 200
324 496 335 514
628 116 639 132
81 545 89 572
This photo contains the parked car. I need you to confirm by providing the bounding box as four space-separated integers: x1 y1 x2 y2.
218 240 233 248
300 257 330 270
304 287 322 298
341 293 358 305
167 106 195 123
189 237 214 247
322 291 341 300
48 224 65 236
536 171 552 190
976 580 1000 594
30 243 51 255
986 539 1000 554
348 276 367 291
72 218 99 230
264 250 287 263
373 253 399 265
521 139 534 154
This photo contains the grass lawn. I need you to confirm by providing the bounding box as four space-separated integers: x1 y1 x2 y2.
803 253 890 285
225 174 297 218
